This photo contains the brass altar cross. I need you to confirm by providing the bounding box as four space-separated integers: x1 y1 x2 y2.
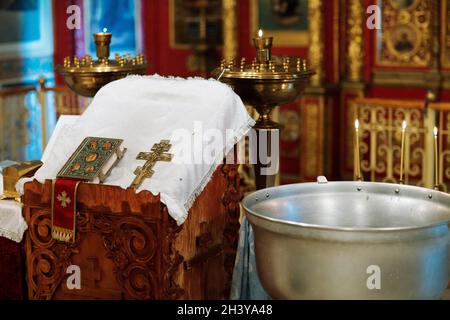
129 140 173 190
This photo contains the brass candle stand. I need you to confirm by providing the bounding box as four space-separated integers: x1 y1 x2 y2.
212 31 314 190
57 31 147 97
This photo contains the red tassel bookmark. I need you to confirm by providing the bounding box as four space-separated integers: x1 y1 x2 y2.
51 179 81 243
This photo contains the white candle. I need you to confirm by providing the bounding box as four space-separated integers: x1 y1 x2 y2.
355 119 361 180
434 126 439 189
258 29 263 38
400 121 407 183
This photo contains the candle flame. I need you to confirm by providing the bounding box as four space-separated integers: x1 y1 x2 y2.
355 119 359 130
103 27 108 33
434 126 438 137
402 120 407 130
258 29 263 37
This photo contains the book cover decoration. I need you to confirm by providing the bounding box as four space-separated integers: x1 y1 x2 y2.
52 137 126 243
57 137 126 182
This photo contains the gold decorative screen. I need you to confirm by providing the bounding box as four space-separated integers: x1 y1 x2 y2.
352 98 450 192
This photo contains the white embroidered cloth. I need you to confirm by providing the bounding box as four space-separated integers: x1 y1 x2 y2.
25 75 254 225
0 172 27 243
42 115 80 164
0 200 27 243
0 117 79 243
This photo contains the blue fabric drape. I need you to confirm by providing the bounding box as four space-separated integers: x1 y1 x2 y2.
230 217 271 300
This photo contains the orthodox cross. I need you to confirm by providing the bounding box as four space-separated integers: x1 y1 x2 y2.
129 140 173 190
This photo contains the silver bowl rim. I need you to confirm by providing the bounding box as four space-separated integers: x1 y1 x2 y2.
243 181 450 233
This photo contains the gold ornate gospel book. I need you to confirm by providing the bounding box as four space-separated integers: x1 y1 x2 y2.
57 137 126 183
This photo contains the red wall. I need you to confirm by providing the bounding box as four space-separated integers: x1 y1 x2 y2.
142 0 201 77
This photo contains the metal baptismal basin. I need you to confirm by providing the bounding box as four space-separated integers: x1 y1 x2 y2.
243 180 450 299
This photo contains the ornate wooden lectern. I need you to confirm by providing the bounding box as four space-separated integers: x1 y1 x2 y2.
22 163 240 300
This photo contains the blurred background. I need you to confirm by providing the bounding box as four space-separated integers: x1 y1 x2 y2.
0 0 449 191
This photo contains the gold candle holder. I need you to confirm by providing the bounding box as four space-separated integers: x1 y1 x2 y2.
434 127 439 190
212 31 314 190
252 29 273 65
399 120 407 184
94 28 112 61
57 29 147 97
354 119 362 181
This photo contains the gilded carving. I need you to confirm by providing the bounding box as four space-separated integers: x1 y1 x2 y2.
304 102 321 177
308 0 324 86
223 0 238 61
442 0 450 67
437 108 450 192
358 104 426 185
350 99 450 195
376 0 432 67
347 0 364 82
299 95 324 180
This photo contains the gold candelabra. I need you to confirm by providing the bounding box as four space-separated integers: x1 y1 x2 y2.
57 30 147 97
212 30 314 189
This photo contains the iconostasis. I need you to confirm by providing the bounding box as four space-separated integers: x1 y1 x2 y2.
231 0 450 188
49 0 450 188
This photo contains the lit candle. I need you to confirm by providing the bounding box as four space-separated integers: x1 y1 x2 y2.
253 29 273 64
399 120 407 184
434 126 439 190
94 28 112 61
355 119 361 181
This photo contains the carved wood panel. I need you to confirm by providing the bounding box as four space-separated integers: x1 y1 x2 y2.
221 163 241 297
23 164 240 300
